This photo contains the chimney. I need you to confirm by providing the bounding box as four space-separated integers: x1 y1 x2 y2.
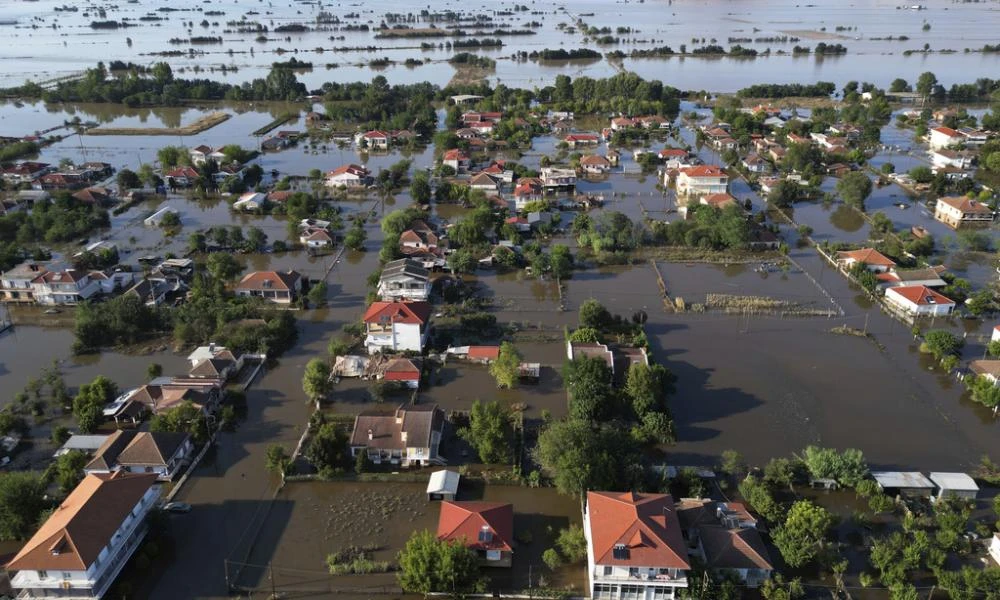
367 428 373 441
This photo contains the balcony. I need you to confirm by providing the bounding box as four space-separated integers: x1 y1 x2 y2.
593 570 688 587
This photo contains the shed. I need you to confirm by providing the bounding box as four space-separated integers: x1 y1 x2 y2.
871 471 935 498
427 470 460 501
54 434 109 457
928 472 979 501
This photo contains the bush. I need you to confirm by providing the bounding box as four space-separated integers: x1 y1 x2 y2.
542 548 562 570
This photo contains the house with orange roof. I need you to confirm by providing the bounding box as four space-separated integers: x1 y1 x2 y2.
437 501 514 567
325 164 371 188
234 270 303 304
6 472 159 600
580 154 612 174
672 165 729 197
584 491 690 599
564 133 601 148
30 269 101 305
363 300 433 353
835 248 897 273
884 285 955 317
934 196 994 229
354 130 389 151
443 149 471 172
928 126 964 151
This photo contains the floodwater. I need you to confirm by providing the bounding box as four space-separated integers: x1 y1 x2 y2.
0 0 997 91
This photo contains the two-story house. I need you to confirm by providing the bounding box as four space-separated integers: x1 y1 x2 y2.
377 259 431 302
354 130 390 151
7 472 160 600
0 263 47 303
325 164 371 188
442 149 471 173
540 167 577 191
363 300 432 354
584 491 690 600
84 430 194 481
349 403 444 466
673 166 729 197
934 196 994 229
32 269 101 305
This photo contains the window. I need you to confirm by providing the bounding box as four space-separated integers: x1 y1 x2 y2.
612 543 630 560
629 567 639 578
594 584 617 600
603 566 613 576
621 584 642 600
38 571 48 579
652 587 673 600
62 572 72 580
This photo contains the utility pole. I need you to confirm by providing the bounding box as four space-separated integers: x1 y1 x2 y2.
269 563 276 599
863 312 870 335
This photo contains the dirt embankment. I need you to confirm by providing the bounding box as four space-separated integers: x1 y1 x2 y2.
86 111 230 136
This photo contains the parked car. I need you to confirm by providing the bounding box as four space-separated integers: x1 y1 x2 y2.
163 502 192 513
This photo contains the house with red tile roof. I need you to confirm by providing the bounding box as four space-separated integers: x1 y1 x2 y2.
672 165 729 197
584 491 690 599
363 301 432 353
234 270 302 304
380 357 421 388
580 154 612 174
884 285 955 317
442 149 471 172
354 130 390 150
929 126 964 151
164 166 200 187
437 501 514 567
6 472 159 600
934 196 994 229
446 345 501 363
564 133 601 148
835 248 896 273
325 164 371 188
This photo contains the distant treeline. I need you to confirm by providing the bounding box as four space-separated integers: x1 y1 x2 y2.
448 53 496 68
272 57 313 69
736 82 837 98
528 48 602 60
0 61 306 106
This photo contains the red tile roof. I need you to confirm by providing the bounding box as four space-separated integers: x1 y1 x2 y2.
467 346 501 360
836 248 896 267
363 301 432 325
886 285 954 307
235 270 301 291
586 491 689 569
932 126 961 138
327 164 369 178
679 165 726 178
937 196 992 214
437 501 514 553
443 149 469 161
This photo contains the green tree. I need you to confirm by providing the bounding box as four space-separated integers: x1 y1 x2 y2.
410 171 431 204
205 252 242 281
916 71 937 100
568 327 601 343
149 401 209 443
397 530 484 595
157 145 185 168
489 342 521 389
534 419 639 497
768 179 801 209
624 363 671 417
563 356 614 422
265 444 290 475
307 281 328 307
800 446 869 487
555 524 588 562
772 500 835 568
305 422 350 477
921 329 963 361
49 450 88 494
147 362 162 380
116 168 141 192
459 400 514 464
836 172 873 210
245 226 267 252
0 472 48 540
579 299 612 330
72 375 118 433
966 375 1000 410
302 358 331 402
344 222 367 251
738 477 784 523
550 244 573 280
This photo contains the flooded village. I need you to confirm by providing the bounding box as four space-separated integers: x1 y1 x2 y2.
0 0 999 599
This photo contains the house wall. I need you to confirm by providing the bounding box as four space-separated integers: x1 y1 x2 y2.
365 322 424 353
12 486 159 600
378 278 430 302
989 535 1000 566
884 292 953 316
929 131 960 150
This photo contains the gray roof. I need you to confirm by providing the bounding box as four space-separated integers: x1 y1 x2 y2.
56 435 109 456
872 471 934 490
928 472 979 492
380 258 429 282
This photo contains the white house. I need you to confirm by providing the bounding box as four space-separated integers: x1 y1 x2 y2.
143 206 178 227
31 269 101 305
884 285 955 317
299 228 334 248
442 149 470 172
363 300 432 354
584 491 690 600
540 167 577 190
835 248 897 273
325 164 371 188
232 192 267 211
377 258 431 301
354 130 389 150
989 533 1000 566
350 403 444 466
928 126 964 151
84 430 194 481
234 270 303 304
934 196 994 229
580 155 612 174
673 165 729 197
7 472 160 600
930 149 974 171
